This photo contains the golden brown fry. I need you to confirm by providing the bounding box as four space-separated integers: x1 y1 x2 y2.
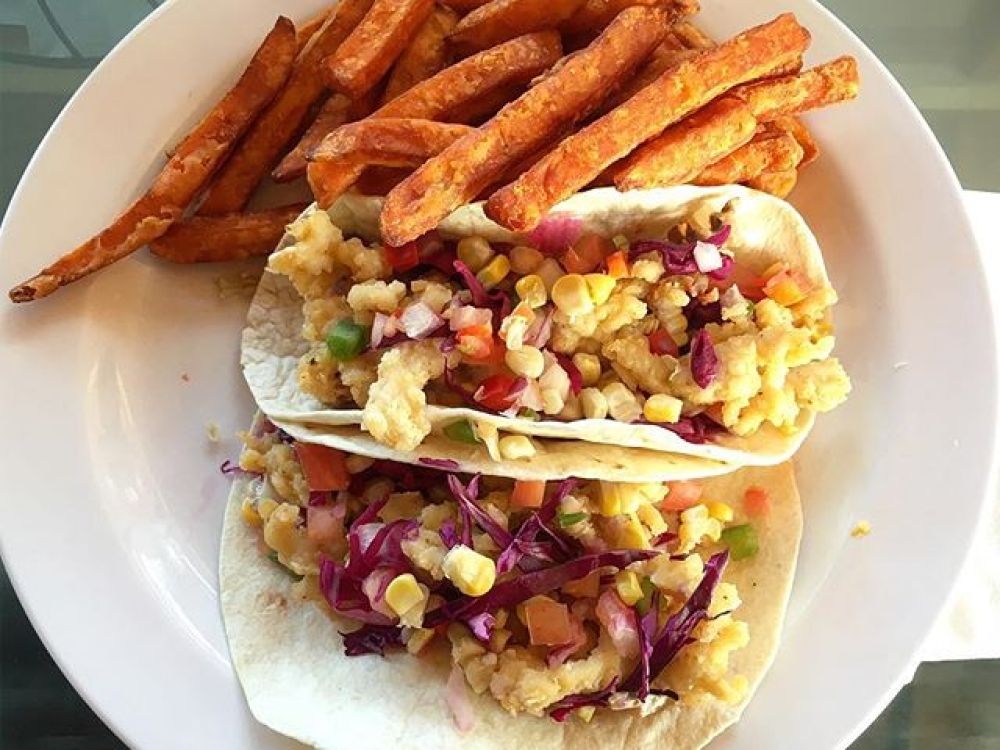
310 119 475 167
771 115 819 166
597 33 693 114
746 167 798 198
356 167 415 195
149 204 308 263
380 6 669 245
485 13 811 231
8 18 297 303
382 6 458 104
562 0 698 39
442 83 525 124
613 96 757 190
672 19 714 50
198 0 374 216
449 0 588 55
732 56 859 121
438 0 492 11
296 7 332 49
272 95 355 183
324 0 435 99
692 131 803 185
307 31 562 206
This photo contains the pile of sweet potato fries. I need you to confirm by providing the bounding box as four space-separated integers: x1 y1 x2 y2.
9 0 859 303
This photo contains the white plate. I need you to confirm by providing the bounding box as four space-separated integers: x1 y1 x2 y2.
0 1 995 749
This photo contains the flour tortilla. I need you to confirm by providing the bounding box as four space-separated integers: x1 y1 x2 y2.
242 186 830 466
221 457 801 750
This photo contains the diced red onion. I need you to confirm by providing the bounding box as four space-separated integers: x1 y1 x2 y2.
362 567 397 618
446 665 477 732
527 214 583 256
449 306 492 332
400 302 444 340
523 305 554 348
596 589 640 660
693 241 723 273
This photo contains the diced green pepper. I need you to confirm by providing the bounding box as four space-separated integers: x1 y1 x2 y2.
557 511 587 528
518 408 540 421
443 419 479 444
267 551 303 580
326 319 369 361
635 576 657 616
720 523 759 560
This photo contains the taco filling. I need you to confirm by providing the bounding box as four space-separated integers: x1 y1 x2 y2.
263 189 850 454
233 420 782 724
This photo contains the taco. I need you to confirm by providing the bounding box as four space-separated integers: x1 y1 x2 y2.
242 185 850 466
220 415 801 750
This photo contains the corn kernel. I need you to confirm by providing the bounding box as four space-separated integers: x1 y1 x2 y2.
584 273 616 305
442 544 497 596
643 394 683 424
385 573 426 617
577 706 597 723
541 388 566 415
405 627 435 655
617 484 645 514
536 257 565 292
505 345 545 378
598 481 622 516
457 236 494 272
615 571 644 605
551 274 594 316
514 274 548 308
477 254 511 289
572 353 602 386
616 513 650 550
499 435 536 460
241 498 262 527
707 501 734 522
636 502 668 535
603 382 642 423
257 497 279 523
510 244 544 275
579 387 608 419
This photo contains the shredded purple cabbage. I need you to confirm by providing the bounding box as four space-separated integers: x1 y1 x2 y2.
466 612 496 643
275 428 295 445
548 678 620 722
634 414 722 445
453 260 492 308
220 459 260 478
443 367 481 409
439 519 460 550
367 460 450 491
496 479 579 575
629 225 731 276
319 556 393 625
690 329 719 389
426 550 656 628
448 475 514 549
709 254 734 281
621 550 729 695
419 457 462 471
684 299 723 332
527 214 583 256
554 353 583 396
340 624 405 657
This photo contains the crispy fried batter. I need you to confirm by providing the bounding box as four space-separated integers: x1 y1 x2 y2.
308 31 562 206
149 203 308 263
613 96 757 190
732 56 859 121
449 0 588 55
197 0 374 216
380 6 668 245
323 0 435 99
693 130 804 185
8 18 297 303
381 6 458 104
272 95 355 183
746 168 799 198
310 119 474 167
485 13 811 231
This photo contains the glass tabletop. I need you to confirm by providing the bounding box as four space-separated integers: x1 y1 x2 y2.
1 1 997 748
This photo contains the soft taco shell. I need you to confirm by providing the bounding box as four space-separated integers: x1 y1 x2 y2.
220 457 802 750
242 186 830 466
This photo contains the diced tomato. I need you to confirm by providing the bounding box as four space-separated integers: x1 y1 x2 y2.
563 233 611 274
383 242 420 272
511 480 546 509
763 270 808 306
307 505 346 546
743 486 771 516
562 570 600 599
605 250 629 279
295 443 350 491
474 373 517 411
456 323 494 361
648 328 678 356
524 597 573 646
660 480 703 511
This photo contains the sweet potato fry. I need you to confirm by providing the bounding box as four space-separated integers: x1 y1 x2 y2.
449 0 588 56
562 0 698 40
356 167 414 195
8 18 297 303
198 0 374 216
746 168 798 198
307 31 562 206
380 6 669 245
442 83 525 124
382 6 458 104
297 7 332 49
272 95 355 183
597 33 693 114
613 96 757 190
692 130 803 185
770 115 819 166
439 0 492 11
310 119 475 167
149 204 308 263
672 19 714 50
485 13 811 231
732 56 859 121
324 0 435 99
